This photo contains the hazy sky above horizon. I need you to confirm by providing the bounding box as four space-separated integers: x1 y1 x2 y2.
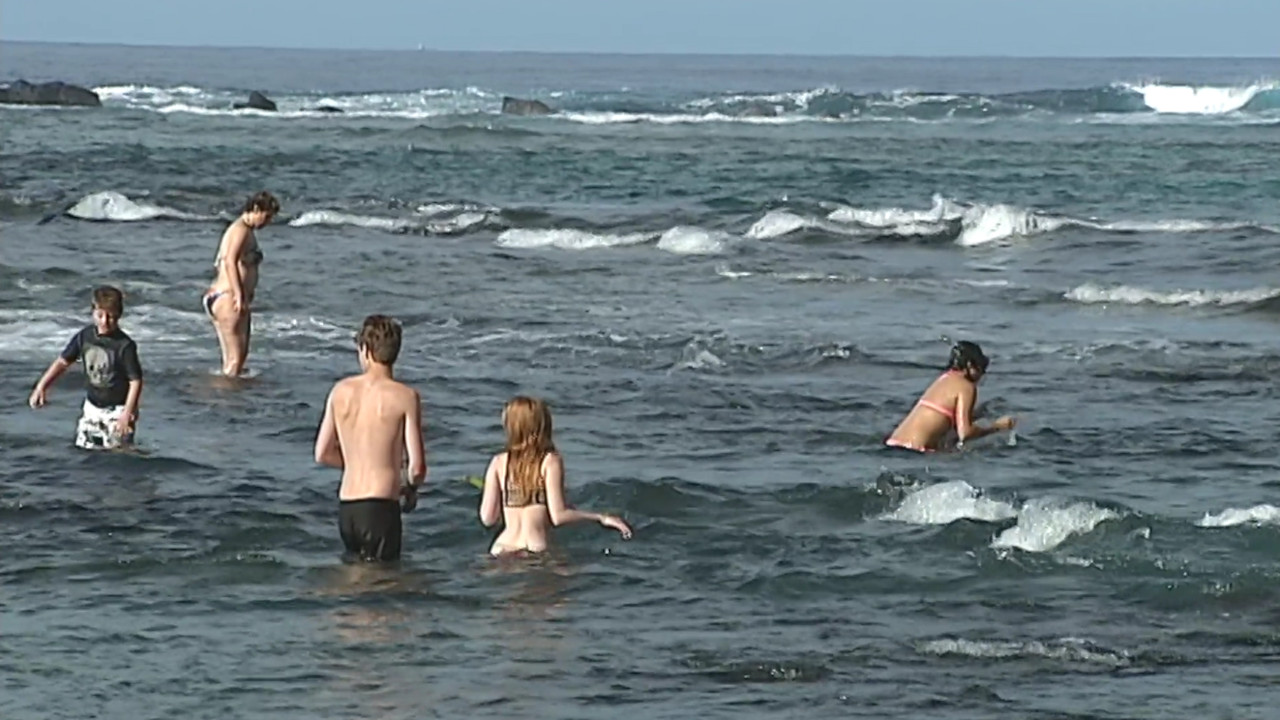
3 0 1277 56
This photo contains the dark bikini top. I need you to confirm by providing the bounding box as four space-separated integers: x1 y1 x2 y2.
503 455 547 508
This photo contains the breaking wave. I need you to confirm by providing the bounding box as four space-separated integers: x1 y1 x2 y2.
883 480 1120 554
62 191 218 222
747 195 1276 247
18 81 1273 123
1065 283 1280 308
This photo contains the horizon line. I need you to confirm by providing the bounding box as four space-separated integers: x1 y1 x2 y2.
1 38 1276 61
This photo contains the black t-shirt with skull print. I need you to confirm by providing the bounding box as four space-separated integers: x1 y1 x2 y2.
60 325 143 408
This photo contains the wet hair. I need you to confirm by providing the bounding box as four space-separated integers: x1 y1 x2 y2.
502 396 556 501
356 314 402 365
91 286 124 317
241 190 280 216
947 341 989 373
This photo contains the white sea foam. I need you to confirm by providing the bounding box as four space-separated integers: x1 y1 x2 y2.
561 111 821 126
883 481 1018 525
289 208 490 234
496 228 655 250
884 482 1118 553
991 498 1119 553
1126 82 1275 114
1065 283 1280 307
655 226 732 255
289 210 420 232
65 191 212 222
1196 504 1280 528
92 84 499 118
827 195 1067 246
816 194 1275 246
685 86 838 111
745 209 870 240
919 637 1130 667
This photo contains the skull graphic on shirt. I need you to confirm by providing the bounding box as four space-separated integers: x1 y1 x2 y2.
83 344 114 388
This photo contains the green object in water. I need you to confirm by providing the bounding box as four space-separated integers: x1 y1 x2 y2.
466 475 484 489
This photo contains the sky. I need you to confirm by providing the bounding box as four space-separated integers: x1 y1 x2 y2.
2 0 1277 56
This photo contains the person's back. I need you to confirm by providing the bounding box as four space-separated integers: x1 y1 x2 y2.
315 315 426 562
490 450 555 554
331 373 416 501
885 341 1014 452
479 397 630 556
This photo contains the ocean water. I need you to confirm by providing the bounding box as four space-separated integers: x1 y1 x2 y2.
3 43 1280 719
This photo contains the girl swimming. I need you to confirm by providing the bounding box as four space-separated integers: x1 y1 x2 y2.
885 341 1016 452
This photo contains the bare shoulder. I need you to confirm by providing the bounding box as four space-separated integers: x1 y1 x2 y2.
543 451 564 472
221 219 246 244
389 380 421 411
329 376 358 400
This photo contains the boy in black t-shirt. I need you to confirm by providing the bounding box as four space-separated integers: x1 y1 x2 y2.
29 286 144 449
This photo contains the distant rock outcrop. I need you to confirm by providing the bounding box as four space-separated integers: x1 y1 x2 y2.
233 91 277 111
314 105 344 114
0 80 101 107
501 96 553 116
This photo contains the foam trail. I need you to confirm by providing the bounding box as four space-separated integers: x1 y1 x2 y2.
1128 83 1273 114
990 498 1118 552
656 226 732 255
1196 504 1280 527
746 209 871 240
288 209 490 234
883 481 1018 525
496 228 654 250
1065 283 1280 307
823 195 1067 246
823 195 1275 246
289 210 420 232
956 203 1069 246
65 191 212 222
919 638 1130 667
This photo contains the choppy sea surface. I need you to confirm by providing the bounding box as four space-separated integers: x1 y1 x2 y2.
3 43 1280 719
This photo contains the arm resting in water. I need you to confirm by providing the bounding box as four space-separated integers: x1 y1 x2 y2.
543 453 632 538
955 383 1014 444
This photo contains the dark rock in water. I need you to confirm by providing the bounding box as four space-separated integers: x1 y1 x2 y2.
314 105 344 114
740 102 778 118
233 91 277 111
0 80 101 107
501 96 553 116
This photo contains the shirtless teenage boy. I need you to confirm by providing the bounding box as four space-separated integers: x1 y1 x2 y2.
314 315 427 561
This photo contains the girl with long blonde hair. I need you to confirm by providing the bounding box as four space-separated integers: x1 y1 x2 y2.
479 396 632 555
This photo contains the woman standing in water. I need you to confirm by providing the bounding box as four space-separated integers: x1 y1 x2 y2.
885 341 1016 452
203 191 278 376
479 396 632 555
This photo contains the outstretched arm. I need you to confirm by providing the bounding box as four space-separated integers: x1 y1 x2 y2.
543 453 632 539
29 357 71 408
313 388 343 468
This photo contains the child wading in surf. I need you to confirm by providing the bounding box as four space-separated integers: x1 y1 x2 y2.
29 286 144 450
